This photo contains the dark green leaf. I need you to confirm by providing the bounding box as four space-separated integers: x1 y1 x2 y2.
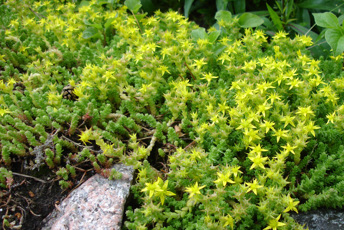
308 38 330 58
141 0 155 13
286 0 294 19
289 23 318 40
124 0 142 13
338 15 344 25
213 44 227 57
105 17 116 29
135 13 147 21
215 10 232 22
233 0 245 14
238 13 264 28
297 8 310 28
83 19 92 26
336 36 344 55
216 0 229 11
108 0 116 5
184 0 194 18
275 1 282 12
313 12 340 29
261 16 274 30
266 3 283 31
97 1 109 5
90 23 103 30
208 31 221 43
82 27 101 39
315 29 326 43
325 29 344 55
84 19 103 30
191 28 207 40
78 0 90 8
298 0 344 12
247 11 269 17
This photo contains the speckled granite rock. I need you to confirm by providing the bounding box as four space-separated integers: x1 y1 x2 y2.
292 209 344 230
41 164 134 230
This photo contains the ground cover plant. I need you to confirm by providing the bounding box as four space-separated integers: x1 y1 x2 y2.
1 0 344 229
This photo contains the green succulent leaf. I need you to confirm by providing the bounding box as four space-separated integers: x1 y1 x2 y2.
208 31 221 43
238 13 264 28
233 0 246 14
82 27 101 39
191 28 207 40
215 10 232 22
216 0 229 11
313 12 341 29
325 29 344 55
104 17 116 29
124 0 142 13
84 19 103 29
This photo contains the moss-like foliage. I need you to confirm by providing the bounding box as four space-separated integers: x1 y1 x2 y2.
1 0 344 229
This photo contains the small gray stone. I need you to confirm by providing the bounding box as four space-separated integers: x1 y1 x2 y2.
41 164 134 230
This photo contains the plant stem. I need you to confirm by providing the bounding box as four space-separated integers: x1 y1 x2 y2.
12 172 48 183
130 10 143 34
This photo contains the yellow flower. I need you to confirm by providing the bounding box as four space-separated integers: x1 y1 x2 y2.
243 128 261 143
273 129 289 143
7 78 16 86
260 120 275 133
157 65 170 75
281 143 297 155
221 214 234 229
248 153 268 170
190 149 203 161
139 84 152 94
296 106 314 118
102 143 115 157
78 127 93 145
245 179 263 195
192 58 207 70
185 182 206 198
284 194 300 213
154 178 175 205
141 181 159 198
237 118 255 132
218 101 229 115
141 178 175 205
326 112 336 124
214 171 235 187
286 78 302 90
274 31 288 39
305 121 320 137
231 166 242 177
280 114 295 128
264 214 286 230
201 72 218 85
0 107 11 116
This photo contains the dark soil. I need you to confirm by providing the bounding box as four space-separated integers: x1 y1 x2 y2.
0 164 95 229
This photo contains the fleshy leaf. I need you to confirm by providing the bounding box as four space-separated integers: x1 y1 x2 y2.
215 10 232 22
124 0 142 13
191 28 207 40
82 27 101 39
313 12 340 29
238 13 264 28
325 29 344 55
208 31 221 43
216 0 229 11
